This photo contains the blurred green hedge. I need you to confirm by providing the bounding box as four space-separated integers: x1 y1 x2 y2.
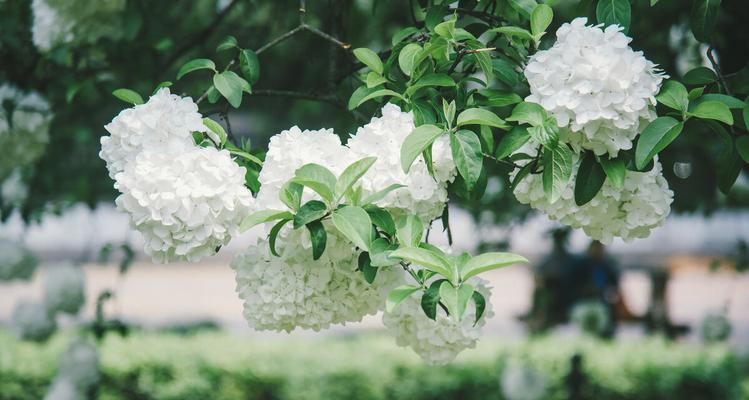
1 330 746 400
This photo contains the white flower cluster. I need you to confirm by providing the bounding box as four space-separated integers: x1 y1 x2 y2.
699 311 732 343
512 148 673 244
382 277 493 365
524 18 664 157
45 339 100 400
101 89 253 263
570 300 611 337
11 300 57 342
348 103 456 222
0 84 51 182
31 0 126 52
0 238 37 281
232 227 401 332
43 264 86 315
500 359 548 400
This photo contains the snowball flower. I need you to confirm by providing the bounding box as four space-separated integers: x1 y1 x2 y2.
382 277 493 365
347 104 456 222
11 300 57 342
56 339 100 390
0 85 51 181
699 311 732 343
570 300 611 337
114 147 253 263
44 378 82 400
0 238 37 281
500 359 548 400
254 126 352 210
31 0 126 52
100 88 206 179
43 264 86 315
232 226 401 332
524 18 665 157
512 147 673 244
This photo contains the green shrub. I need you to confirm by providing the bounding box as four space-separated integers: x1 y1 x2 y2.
0 330 745 400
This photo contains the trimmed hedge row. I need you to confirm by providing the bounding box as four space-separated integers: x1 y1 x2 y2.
0 330 746 400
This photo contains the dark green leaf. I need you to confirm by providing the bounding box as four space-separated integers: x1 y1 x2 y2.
596 0 632 32
689 100 734 125
405 73 455 97
683 66 718 85
400 124 445 173
358 252 378 283
496 127 531 159
472 291 486 326
450 130 484 191
635 117 684 170
293 200 328 229
392 27 420 46
268 218 290 257
693 94 745 109
737 136 749 164
690 0 722 42
216 35 238 51
365 206 396 237
528 121 559 148
574 152 606 206
239 49 260 85
421 279 447 320
507 102 546 126
306 220 327 260
656 80 689 112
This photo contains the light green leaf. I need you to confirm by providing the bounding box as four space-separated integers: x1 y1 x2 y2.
280 182 303 211
353 47 383 75
176 58 216 80
507 102 546 126
293 200 328 229
596 0 632 32
395 214 423 248
405 73 455 97
528 121 559 148
542 144 574 203
689 100 734 125
656 80 689 112
507 0 538 18
635 117 684 170
693 94 745 109
366 72 388 88
456 108 509 129
216 35 238 52
239 49 260 85
574 152 606 206
332 206 373 251
392 27 420 45
112 88 144 105
495 127 530 159
439 282 474 320
530 4 553 37
202 117 227 146
490 26 534 41
433 19 456 38
400 124 445 173
450 130 484 191
386 285 421 313
335 157 377 202
362 183 406 205
478 89 522 107
213 72 242 108
398 43 422 77
240 210 293 232
460 252 528 281
390 247 453 279
353 89 405 109
600 157 626 188
291 163 337 203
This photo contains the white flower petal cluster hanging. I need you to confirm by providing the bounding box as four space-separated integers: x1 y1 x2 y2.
31 0 126 52
100 89 253 263
11 300 57 342
0 238 37 282
42 263 86 315
45 339 100 400
524 18 665 157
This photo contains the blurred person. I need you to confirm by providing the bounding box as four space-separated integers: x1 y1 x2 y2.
578 241 621 336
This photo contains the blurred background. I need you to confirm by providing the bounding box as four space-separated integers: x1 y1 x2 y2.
2 0 749 399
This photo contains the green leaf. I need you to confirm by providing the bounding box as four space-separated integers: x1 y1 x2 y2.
400 124 445 173
456 108 509 129
689 87 705 101
574 152 607 206
439 282 474 320
405 74 455 97
306 220 327 260
386 285 421 313
348 85 373 110
239 49 260 85
336 157 377 202
352 89 405 109
528 122 559 148
227 148 262 165
291 163 337 203
433 18 456 38
656 80 689 112
391 247 453 280
635 117 684 170
471 291 486 326
490 26 534 41
542 144 574 203
112 88 144 105
202 117 227 146
694 94 745 109
683 67 718 85
744 103 749 131
176 58 216 80
398 43 422 77
600 157 626 189
492 58 520 87
392 27 420 46
280 182 304 211
268 218 291 257
468 43 494 81
362 184 406 205
496 127 531 159
369 237 399 267
736 136 749 163
332 206 373 251
689 100 734 125
366 72 388 88
478 90 522 107
293 200 328 229
508 0 538 18
511 162 533 191
450 130 484 191
395 214 423 247
213 72 242 108
358 252 378 283
460 252 528 281
596 0 632 32
421 279 447 320
443 99 456 128
365 206 396 237
353 48 383 75
690 0 722 42
224 70 251 94
152 81 173 95
507 102 546 126
241 210 293 232
216 35 238 52
530 4 553 37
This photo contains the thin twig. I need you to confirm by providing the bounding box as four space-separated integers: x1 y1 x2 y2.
706 45 731 96
255 25 305 55
447 49 465 75
303 25 351 50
